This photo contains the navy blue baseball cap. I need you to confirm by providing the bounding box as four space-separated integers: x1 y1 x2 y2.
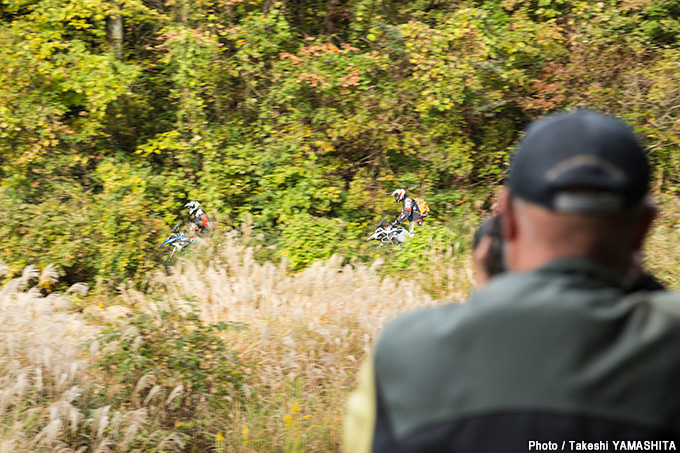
509 110 650 212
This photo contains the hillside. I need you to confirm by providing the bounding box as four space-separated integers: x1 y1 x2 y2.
1 0 679 286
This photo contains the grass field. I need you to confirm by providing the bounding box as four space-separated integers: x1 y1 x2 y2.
2 201 680 451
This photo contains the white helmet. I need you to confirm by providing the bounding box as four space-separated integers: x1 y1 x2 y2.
184 201 200 216
392 188 406 203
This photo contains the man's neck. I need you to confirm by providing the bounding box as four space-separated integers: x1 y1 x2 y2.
507 243 632 278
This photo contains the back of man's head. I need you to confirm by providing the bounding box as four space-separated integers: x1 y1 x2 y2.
501 110 656 274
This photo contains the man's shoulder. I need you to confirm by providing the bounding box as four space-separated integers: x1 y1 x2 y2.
376 275 531 352
376 273 680 363
376 296 494 370
630 288 680 316
374 279 493 337
380 303 462 344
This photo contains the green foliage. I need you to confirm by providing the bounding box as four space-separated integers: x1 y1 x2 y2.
0 158 176 285
358 214 482 297
280 214 360 271
386 221 473 272
2 0 680 285
97 300 248 419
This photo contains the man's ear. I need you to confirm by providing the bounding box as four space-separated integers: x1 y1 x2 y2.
632 198 658 251
499 190 517 240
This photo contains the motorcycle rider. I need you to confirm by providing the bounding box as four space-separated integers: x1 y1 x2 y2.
185 201 211 235
389 188 424 233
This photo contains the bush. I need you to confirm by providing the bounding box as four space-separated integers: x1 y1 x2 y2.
280 214 360 271
97 300 249 446
374 216 480 297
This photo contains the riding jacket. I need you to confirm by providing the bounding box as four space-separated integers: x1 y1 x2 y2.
191 208 210 233
393 197 423 227
345 259 680 452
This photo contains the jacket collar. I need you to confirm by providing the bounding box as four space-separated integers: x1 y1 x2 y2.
535 258 626 289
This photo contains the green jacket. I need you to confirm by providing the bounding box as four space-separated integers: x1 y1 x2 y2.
345 259 680 452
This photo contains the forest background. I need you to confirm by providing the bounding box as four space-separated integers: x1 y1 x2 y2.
2 0 680 285
2 0 680 450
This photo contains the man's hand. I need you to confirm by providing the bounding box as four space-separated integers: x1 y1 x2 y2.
473 235 495 287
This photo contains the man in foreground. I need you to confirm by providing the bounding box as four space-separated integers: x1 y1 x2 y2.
344 110 680 452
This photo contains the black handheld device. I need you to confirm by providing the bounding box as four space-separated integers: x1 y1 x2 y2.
473 216 505 277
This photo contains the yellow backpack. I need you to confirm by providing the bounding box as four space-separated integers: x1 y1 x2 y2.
414 197 430 218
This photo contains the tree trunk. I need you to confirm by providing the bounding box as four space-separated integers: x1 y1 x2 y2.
107 11 124 60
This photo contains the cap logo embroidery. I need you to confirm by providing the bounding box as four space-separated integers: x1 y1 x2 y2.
553 192 625 212
545 155 626 182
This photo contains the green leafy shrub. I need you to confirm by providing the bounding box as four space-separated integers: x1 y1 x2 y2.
385 222 466 271
97 300 249 443
371 217 479 297
279 214 360 271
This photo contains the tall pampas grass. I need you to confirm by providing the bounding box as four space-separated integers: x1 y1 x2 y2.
0 264 183 452
4 207 675 452
144 231 469 451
